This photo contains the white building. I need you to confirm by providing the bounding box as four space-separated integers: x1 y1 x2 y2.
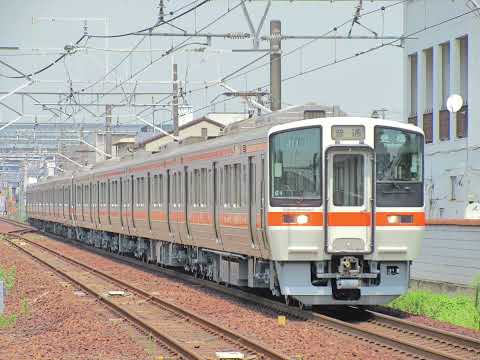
404 0 480 219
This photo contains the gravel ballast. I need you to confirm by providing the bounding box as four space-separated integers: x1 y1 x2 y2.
0 239 164 360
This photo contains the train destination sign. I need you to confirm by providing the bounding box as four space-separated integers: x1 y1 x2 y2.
331 125 365 141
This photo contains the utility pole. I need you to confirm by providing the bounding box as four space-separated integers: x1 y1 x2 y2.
172 63 179 137
270 20 282 111
256 88 263 116
105 104 112 160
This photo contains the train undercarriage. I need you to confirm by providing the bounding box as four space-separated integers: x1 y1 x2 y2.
31 218 410 307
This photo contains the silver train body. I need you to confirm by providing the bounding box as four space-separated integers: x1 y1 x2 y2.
27 107 425 306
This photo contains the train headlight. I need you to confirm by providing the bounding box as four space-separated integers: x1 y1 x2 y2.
387 215 400 224
296 214 309 225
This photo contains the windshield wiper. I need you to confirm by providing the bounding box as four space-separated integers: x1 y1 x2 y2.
381 181 413 194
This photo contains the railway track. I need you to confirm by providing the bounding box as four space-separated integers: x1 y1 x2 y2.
1 219 288 360
2 217 480 360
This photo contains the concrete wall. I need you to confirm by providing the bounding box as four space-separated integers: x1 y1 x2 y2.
404 1 480 219
411 224 480 286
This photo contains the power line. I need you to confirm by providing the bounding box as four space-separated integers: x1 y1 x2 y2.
150 5 479 123
0 0 210 79
0 35 87 79
275 6 479 86
224 0 408 83
55 1 246 125
85 0 210 39
184 0 406 97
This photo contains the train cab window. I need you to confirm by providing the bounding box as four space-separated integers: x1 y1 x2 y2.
375 127 424 207
269 127 322 207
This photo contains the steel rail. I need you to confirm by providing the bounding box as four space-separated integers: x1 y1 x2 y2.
4 235 198 360
3 217 480 360
0 219 288 360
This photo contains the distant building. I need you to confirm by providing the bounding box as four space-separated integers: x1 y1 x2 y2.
206 112 249 126
403 1 480 219
113 137 136 158
95 131 138 163
137 116 225 152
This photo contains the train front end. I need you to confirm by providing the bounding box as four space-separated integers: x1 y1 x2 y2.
267 118 424 305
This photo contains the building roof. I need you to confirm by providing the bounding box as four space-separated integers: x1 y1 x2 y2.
137 116 225 147
113 137 136 145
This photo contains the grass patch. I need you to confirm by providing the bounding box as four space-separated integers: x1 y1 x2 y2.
0 313 17 328
389 290 480 330
0 266 16 290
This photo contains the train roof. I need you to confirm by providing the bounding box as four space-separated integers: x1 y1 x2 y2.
29 105 421 188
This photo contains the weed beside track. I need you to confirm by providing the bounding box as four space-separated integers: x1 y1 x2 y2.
389 290 480 330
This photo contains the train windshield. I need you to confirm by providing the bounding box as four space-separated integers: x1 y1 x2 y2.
375 127 423 182
269 127 322 206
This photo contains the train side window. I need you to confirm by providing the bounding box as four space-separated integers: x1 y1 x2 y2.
153 175 158 207
139 177 143 206
242 164 247 207
174 173 177 205
138 177 143 206
208 169 212 207
223 165 229 207
141 177 145 206
110 182 113 207
141 176 147 207
201 168 207 207
157 174 161 206
107 181 111 209
136 178 140 207
193 169 198 207
220 168 224 205
234 163 241 207
142 177 146 206
179 172 183 205
159 174 164 206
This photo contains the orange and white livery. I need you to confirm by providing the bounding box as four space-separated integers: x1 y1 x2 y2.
27 105 424 306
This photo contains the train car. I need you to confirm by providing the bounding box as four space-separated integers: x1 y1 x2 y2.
27 106 424 306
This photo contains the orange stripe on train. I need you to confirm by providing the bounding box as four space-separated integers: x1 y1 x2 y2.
268 211 425 227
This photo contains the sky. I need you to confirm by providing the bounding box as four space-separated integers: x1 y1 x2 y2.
0 0 406 127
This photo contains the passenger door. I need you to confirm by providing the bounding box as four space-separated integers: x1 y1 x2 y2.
325 147 374 254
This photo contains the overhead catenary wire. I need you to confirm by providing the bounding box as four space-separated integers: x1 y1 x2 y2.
56 1 247 125
145 5 479 124
0 35 87 79
0 0 210 79
185 0 407 96
85 0 211 39
26 1 211 124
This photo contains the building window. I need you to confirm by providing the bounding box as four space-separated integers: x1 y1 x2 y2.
424 48 434 113
423 113 433 144
456 105 468 138
439 109 450 141
450 175 457 201
457 36 469 139
408 53 418 124
459 36 468 103
441 42 450 108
